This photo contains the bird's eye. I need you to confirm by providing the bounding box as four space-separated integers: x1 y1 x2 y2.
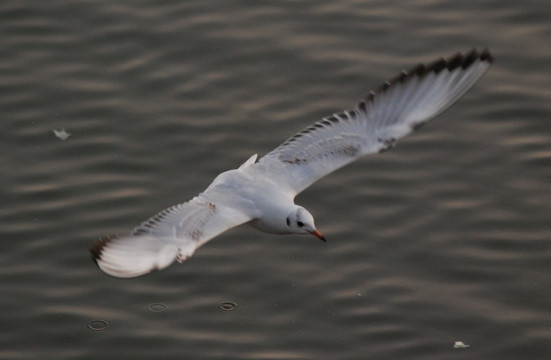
297 221 304 227
286 217 291 226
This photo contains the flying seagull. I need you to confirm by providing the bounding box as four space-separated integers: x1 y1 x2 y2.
90 49 493 278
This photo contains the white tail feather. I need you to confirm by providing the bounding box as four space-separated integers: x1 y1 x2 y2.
90 235 188 278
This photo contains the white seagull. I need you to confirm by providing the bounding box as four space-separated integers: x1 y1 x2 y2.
91 49 493 278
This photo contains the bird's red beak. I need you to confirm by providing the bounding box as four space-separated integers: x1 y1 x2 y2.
310 229 326 243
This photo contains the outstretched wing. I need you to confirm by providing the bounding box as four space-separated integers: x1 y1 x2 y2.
90 195 251 278
259 49 493 194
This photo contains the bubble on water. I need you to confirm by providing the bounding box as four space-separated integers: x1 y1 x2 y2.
147 303 168 313
87 319 109 331
218 301 239 311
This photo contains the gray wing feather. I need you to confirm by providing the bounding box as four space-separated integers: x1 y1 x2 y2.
260 49 493 194
91 195 251 278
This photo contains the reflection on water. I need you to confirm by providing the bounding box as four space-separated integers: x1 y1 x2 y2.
1 0 551 359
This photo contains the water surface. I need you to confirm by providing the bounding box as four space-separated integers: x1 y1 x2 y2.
1 1 551 359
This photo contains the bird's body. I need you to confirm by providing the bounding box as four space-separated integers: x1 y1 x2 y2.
91 49 493 278
199 157 296 235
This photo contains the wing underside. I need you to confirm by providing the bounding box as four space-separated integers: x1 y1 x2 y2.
260 48 493 194
90 196 251 278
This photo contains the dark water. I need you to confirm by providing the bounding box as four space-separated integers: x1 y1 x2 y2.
2 1 551 359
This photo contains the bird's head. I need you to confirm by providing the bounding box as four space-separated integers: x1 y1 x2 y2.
286 205 325 242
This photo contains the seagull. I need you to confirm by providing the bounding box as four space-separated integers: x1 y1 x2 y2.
90 49 493 278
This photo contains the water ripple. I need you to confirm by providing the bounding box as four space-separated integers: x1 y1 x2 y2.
1 1 551 359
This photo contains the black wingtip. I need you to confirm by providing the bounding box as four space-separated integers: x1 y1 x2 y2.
446 52 465 70
480 48 494 63
462 49 480 69
426 58 447 74
455 48 494 68
453 48 494 69
378 48 493 95
89 235 116 265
